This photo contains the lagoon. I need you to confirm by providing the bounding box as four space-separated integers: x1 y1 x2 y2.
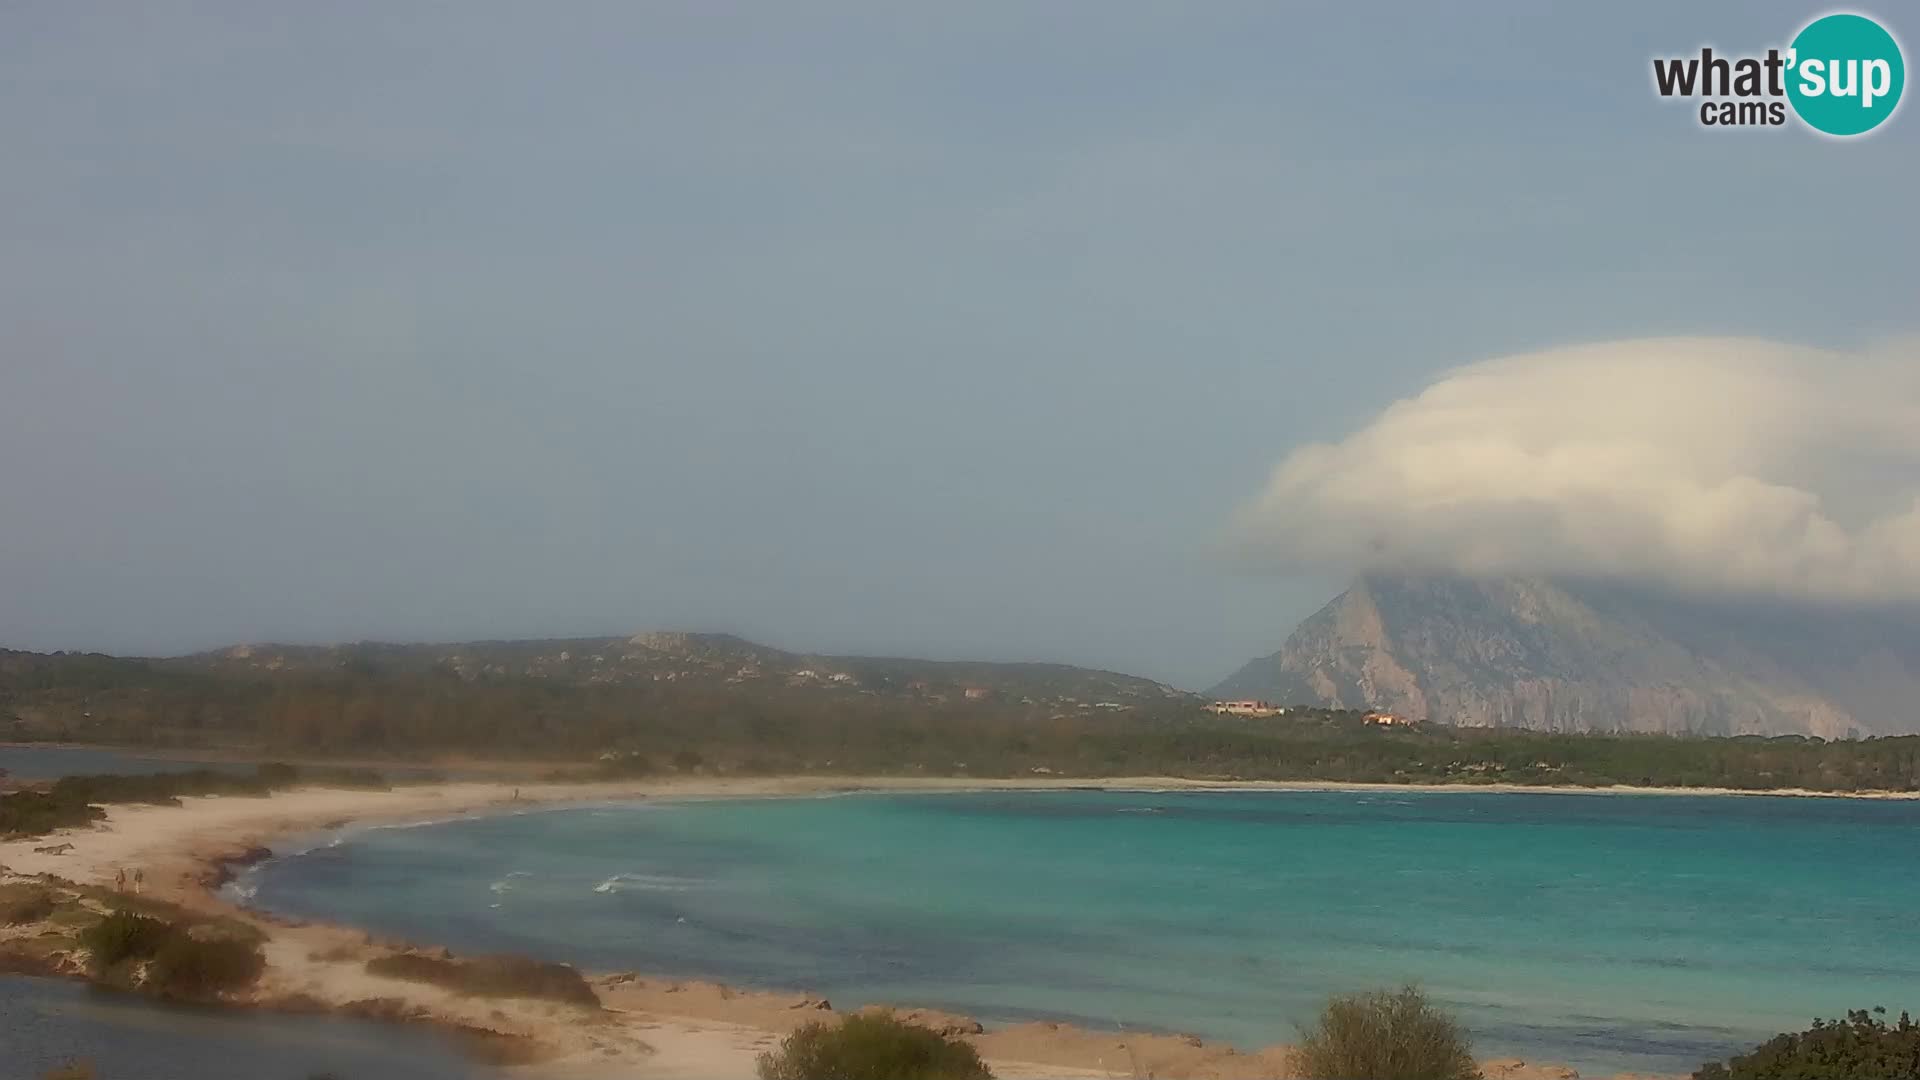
0 974 495 1080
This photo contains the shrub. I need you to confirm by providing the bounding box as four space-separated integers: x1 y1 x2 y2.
1296 986 1480 1080
147 934 266 999
757 1012 994 1080
78 910 171 970
365 952 599 1007
0 789 105 837
255 761 301 787
0 883 57 925
1694 1008 1920 1079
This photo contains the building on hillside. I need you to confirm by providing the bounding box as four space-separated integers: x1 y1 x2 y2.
1205 700 1285 717
963 686 993 700
1364 711 1414 726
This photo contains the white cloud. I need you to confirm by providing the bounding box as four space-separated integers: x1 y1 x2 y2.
1231 336 1920 602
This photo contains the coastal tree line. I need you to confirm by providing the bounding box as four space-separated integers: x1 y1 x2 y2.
4 652 1919 794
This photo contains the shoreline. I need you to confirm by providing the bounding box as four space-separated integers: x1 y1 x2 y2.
7 742 1919 801
1 775 1761 1078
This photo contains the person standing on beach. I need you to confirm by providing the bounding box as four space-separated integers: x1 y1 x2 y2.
132 868 144 894
115 868 126 891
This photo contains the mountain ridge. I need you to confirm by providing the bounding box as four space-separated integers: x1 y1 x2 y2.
163 630 1189 702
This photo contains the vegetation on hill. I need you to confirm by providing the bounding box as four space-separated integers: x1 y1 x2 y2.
758 1012 994 1080
1693 1008 1920 1080
5 641 1920 796
1296 986 1480 1080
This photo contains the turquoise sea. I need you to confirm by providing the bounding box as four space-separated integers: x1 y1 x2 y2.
240 789 1920 1076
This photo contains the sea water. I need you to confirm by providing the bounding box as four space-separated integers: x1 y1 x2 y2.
241 789 1920 1075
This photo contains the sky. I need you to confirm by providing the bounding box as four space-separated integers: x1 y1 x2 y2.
2 2 1916 689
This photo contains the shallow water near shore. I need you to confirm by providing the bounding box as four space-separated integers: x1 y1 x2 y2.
242 788 1920 1076
0 974 497 1079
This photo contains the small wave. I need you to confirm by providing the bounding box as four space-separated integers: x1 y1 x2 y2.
361 815 473 834
1115 807 1165 814
592 872 701 894
488 870 537 895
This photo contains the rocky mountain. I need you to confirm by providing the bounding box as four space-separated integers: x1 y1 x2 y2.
1211 574 1920 737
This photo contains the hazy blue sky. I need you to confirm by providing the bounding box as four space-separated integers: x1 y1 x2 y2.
3 2 1915 688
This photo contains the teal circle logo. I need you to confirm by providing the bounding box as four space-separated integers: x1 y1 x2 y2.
1786 13 1905 136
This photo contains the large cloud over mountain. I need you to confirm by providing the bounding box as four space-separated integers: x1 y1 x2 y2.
1232 337 1920 602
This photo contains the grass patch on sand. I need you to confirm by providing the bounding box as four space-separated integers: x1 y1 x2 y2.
2 763 389 840
364 952 600 1008
0 882 58 925
146 933 266 998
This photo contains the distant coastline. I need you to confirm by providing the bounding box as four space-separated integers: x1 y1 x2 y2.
9 743 1920 800
11 737 1920 799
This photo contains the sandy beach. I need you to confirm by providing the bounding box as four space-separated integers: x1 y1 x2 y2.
0 774 1770 1079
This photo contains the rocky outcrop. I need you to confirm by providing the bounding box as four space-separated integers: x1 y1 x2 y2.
1213 574 1920 736
202 845 274 889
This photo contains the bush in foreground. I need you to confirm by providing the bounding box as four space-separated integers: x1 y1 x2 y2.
1296 986 1480 1080
1694 1008 1920 1079
758 1012 994 1080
